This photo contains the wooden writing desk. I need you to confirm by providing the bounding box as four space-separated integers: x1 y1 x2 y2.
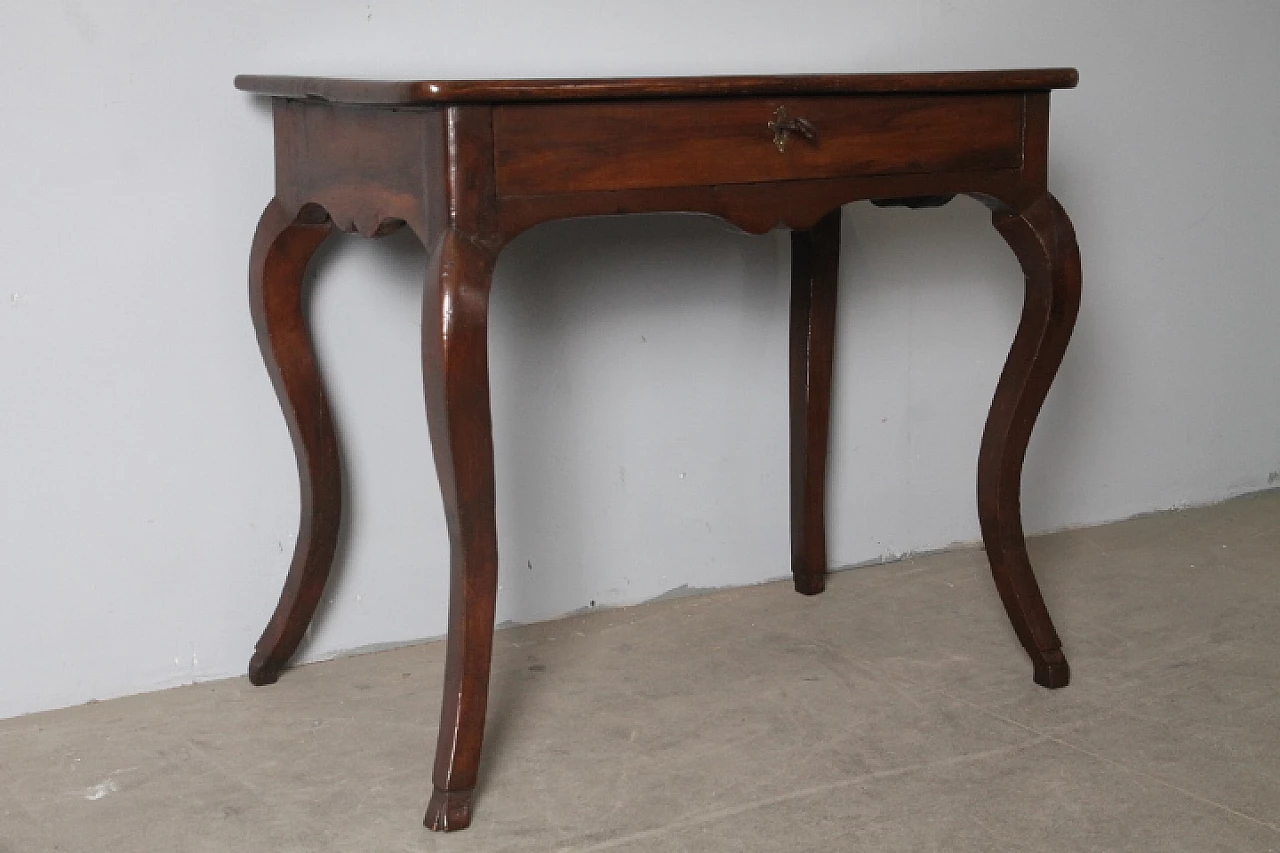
235 69 1081 831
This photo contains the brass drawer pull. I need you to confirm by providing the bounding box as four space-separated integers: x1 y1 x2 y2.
768 106 818 152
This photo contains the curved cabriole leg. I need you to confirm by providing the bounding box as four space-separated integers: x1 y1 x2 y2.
979 193 1081 689
789 209 842 595
247 200 339 687
420 230 501 832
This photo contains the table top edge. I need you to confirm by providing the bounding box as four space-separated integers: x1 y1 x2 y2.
233 69 1079 105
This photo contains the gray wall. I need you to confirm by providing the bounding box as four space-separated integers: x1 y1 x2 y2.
2 1 1278 719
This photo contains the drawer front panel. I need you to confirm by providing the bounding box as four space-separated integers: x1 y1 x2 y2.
493 94 1024 196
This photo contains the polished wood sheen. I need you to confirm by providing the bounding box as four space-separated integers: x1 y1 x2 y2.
246 199 339 686
492 95 1024 194
236 69 1082 832
790 209 841 596
235 68 1078 103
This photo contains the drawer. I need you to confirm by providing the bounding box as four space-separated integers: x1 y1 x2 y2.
492 94 1025 196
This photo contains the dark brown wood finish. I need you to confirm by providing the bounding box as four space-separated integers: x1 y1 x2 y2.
246 199 338 686
790 209 842 595
492 95 1024 194
235 68 1078 104
980 193 1080 688
418 106 505 832
237 70 1081 831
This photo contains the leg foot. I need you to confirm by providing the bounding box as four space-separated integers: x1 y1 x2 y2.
978 193 1081 689
1032 648 1071 689
247 650 282 687
424 786 474 832
789 209 841 596
247 199 339 684
793 573 826 596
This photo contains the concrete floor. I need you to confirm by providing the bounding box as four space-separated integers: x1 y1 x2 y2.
2 491 1278 852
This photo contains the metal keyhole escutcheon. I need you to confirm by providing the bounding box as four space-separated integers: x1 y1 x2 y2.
768 106 818 153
